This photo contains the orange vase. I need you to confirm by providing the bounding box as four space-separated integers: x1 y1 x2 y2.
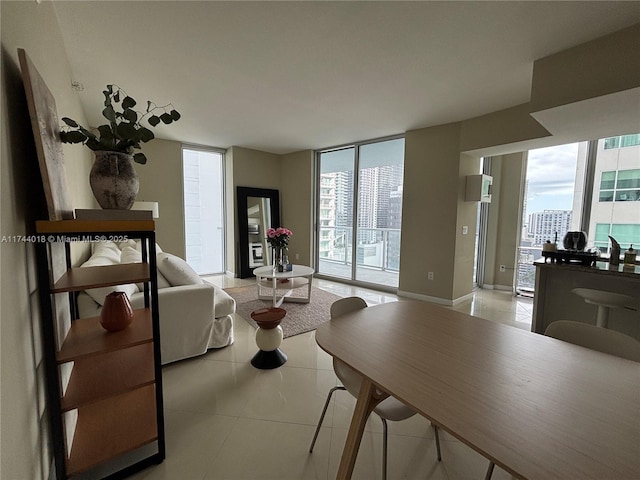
100 291 134 332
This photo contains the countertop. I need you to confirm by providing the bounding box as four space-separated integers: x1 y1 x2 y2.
534 258 640 278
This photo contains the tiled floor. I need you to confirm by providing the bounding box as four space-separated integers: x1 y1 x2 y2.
133 276 531 480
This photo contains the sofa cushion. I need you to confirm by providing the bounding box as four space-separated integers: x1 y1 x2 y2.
157 252 202 286
213 286 236 318
81 243 138 305
120 246 171 289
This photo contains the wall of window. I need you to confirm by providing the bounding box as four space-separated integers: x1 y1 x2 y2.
316 136 405 289
183 148 225 274
598 169 640 202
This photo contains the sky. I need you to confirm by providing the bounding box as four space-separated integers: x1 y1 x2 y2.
525 143 580 217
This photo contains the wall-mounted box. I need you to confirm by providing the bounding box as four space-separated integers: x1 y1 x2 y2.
466 174 492 202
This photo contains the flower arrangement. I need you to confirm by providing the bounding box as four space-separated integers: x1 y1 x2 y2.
266 227 292 249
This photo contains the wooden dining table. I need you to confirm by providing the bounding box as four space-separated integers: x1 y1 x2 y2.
314 300 640 480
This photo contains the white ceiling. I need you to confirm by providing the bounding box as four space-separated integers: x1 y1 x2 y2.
52 1 640 155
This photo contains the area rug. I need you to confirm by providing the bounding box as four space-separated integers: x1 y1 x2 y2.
224 285 343 338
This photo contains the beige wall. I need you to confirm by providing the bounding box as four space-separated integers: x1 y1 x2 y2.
530 24 640 114
1 1 94 478
138 139 185 257
399 123 463 301
280 150 314 267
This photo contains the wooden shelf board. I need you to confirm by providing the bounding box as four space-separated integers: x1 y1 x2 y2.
61 343 155 411
52 263 150 293
66 384 158 477
57 310 152 364
36 219 155 234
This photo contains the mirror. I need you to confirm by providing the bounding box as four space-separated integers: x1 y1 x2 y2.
237 187 280 278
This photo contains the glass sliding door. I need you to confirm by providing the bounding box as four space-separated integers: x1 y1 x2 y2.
317 137 405 288
183 148 225 275
355 139 404 286
317 147 355 279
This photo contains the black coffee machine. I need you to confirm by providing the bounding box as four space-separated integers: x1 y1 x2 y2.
562 231 587 251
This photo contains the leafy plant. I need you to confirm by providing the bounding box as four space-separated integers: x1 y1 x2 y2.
60 84 180 164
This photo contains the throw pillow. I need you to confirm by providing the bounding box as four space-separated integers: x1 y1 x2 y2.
120 246 171 289
156 252 202 286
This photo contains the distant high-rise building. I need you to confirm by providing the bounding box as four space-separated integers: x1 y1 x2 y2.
530 210 572 246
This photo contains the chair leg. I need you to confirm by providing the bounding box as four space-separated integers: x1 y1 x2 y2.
433 425 442 461
485 462 495 480
309 385 346 453
381 417 388 480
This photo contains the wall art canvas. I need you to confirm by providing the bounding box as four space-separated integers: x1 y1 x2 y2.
18 48 73 220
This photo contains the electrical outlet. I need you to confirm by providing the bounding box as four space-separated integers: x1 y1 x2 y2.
295 253 300 260
499 265 506 272
462 225 468 235
428 272 434 280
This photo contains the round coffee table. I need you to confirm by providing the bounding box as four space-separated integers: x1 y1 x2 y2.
253 264 314 308
250 307 287 369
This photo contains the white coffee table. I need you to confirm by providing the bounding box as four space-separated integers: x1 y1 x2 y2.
253 265 314 308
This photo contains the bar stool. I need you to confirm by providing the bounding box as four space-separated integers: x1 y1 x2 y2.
571 288 635 328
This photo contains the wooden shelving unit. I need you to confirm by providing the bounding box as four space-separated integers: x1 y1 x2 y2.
35 220 165 479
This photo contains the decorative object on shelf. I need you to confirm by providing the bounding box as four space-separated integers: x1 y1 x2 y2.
99 291 134 332
131 201 160 218
60 84 180 209
266 227 292 273
18 48 74 220
609 235 621 265
90 151 140 209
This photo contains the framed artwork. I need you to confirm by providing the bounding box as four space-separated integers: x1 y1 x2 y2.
18 48 73 220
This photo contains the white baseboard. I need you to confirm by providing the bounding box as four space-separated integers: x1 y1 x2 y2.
397 290 474 306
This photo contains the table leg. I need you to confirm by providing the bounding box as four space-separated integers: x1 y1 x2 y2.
336 378 387 480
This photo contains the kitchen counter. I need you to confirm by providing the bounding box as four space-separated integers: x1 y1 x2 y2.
533 259 640 340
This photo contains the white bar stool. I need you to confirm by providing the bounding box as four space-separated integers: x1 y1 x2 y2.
572 288 635 328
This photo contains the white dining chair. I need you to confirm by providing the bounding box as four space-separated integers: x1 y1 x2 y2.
485 319 640 479
544 320 640 362
309 296 442 480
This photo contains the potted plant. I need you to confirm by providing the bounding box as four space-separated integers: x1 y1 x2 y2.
60 84 180 209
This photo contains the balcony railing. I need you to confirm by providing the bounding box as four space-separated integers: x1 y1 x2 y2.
318 226 401 286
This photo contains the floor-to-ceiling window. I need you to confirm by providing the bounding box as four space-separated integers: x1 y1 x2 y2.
182 147 225 275
316 137 404 289
515 133 640 293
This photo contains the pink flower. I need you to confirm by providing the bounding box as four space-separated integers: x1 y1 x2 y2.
266 226 292 248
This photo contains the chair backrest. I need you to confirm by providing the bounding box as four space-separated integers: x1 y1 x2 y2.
545 320 640 362
330 296 368 319
329 297 368 396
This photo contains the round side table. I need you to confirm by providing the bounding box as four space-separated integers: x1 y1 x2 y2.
250 307 287 369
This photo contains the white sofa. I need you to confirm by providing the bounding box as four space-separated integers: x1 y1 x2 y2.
76 240 235 364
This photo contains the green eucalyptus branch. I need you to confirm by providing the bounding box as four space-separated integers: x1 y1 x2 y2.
60 84 181 165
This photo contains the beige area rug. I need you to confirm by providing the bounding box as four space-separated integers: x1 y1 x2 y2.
224 285 343 338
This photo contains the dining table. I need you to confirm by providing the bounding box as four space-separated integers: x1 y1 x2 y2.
314 300 640 479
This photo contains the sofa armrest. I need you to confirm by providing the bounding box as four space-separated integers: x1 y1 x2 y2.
130 283 217 363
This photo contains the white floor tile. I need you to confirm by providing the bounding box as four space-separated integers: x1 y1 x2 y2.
135 276 530 480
